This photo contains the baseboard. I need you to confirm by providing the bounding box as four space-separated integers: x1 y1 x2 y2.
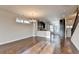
0 36 32 45
0 36 49 45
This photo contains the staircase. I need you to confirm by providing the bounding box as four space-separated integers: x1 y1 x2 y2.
71 7 79 51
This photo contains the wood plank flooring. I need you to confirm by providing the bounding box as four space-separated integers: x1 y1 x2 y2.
0 36 79 54
61 37 79 54
22 41 53 54
0 37 38 54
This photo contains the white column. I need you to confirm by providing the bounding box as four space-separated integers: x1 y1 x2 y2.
32 20 37 44
33 20 37 37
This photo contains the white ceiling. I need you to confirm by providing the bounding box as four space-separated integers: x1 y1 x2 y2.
0 5 77 24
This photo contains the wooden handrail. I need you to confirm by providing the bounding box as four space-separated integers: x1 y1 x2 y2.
71 8 79 36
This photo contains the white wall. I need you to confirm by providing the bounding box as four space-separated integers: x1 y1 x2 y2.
0 9 33 45
66 28 71 37
71 23 79 50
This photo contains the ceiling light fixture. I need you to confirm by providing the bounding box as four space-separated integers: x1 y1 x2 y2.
16 17 30 24
24 20 30 24
66 25 72 28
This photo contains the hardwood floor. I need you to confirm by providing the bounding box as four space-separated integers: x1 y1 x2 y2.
0 36 79 54
22 41 53 54
61 37 79 54
0 37 38 54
